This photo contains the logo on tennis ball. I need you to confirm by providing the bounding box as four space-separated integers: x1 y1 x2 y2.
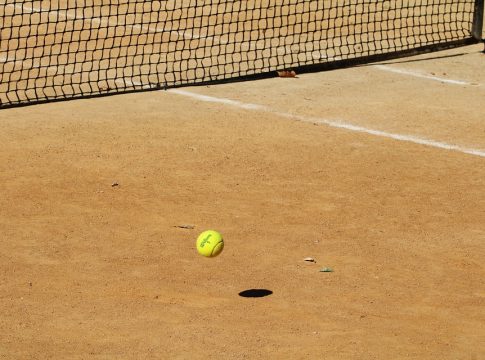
196 230 224 257
200 233 212 248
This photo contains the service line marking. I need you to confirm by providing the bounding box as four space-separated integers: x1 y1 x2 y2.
118 77 485 158
373 64 481 86
9 3 200 40
0 55 25 66
168 88 485 158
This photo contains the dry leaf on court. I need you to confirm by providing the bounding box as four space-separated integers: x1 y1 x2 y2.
277 70 297 78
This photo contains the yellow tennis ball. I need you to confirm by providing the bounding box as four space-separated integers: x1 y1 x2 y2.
196 230 224 257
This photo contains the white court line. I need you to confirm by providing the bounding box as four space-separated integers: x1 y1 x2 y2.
165 88 485 158
115 78 485 158
373 64 480 86
1 3 203 68
9 3 200 40
0 55 25 66
6 2 239 58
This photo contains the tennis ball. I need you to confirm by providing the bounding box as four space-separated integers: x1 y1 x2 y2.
196 230 224 257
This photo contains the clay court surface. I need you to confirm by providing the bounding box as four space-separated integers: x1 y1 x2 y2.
1 43 485 358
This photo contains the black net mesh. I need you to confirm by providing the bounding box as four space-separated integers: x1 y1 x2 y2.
0 0 478 108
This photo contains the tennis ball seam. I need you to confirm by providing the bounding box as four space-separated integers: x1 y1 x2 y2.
210 241 223 256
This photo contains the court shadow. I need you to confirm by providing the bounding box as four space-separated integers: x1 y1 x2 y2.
238 289 273 298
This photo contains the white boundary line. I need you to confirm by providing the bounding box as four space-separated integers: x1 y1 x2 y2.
7 3 200 41
0 55 25 66
65 77 485 158
168 88 485 158
373 64 481 86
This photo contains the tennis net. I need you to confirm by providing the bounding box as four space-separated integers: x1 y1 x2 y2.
0 0 483 108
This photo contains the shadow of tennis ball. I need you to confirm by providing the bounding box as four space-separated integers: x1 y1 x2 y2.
238 289 273 298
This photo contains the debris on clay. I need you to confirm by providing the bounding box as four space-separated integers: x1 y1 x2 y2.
174 224 195 229
277 70 297 78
